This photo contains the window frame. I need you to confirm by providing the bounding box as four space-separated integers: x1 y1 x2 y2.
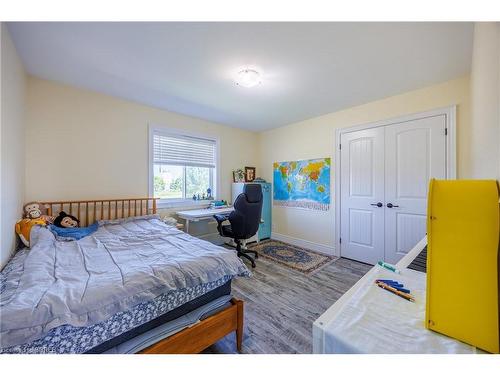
148 125 220 208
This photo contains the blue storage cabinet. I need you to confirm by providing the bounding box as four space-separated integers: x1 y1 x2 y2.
231 182 272 241
257 182 272 240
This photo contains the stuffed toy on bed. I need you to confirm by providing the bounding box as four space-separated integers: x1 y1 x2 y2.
53 211 80 228
22 201 54 223
49 211 99 241
15 202 54 247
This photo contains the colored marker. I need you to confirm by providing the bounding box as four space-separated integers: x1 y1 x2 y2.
375 281 415 302
377 261 401 274
375 279 410 293
392 286 411 294
376 279 403 286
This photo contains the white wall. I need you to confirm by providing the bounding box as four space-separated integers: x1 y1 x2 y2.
1 24 26 269
470 22 500 179
258 76 470 255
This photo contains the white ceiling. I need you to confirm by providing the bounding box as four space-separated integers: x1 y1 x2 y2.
8 22 473 131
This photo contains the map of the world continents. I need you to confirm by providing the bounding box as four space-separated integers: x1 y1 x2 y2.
273 158 330 211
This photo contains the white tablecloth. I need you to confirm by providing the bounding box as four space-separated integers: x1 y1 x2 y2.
321 265 479 353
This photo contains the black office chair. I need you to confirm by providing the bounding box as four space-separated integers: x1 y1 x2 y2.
214 184 263 268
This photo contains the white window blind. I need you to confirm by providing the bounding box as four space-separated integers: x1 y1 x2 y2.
153 132 216 168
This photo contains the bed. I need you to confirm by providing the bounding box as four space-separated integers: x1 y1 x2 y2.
0 198 250 354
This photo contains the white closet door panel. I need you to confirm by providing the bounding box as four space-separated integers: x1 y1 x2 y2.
340 127 385 265
395 213 427 253
384 115 446 263
349 209 374 246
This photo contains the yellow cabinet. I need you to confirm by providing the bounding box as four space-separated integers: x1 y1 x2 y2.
426 179 499 353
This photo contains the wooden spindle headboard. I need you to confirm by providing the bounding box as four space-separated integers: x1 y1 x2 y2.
41 198 158 227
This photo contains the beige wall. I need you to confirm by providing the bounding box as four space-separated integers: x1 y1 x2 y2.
258 76 470 254
1 24 26 268
25 77 259 207
470 22 500 179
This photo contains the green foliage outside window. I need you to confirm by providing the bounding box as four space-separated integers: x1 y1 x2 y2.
154 175 166 193
186 167 210 197
169 176 183 192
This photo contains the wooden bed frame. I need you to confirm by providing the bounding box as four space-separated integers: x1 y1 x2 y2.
39 197 245 354
140 298 244 354
42 197 158 226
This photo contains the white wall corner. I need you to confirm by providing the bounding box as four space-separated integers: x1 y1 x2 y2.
470 22 500 179
1 24 27 270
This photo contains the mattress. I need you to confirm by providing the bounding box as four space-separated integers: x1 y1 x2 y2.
88 280 231 353
0 274 233 354
0 214 250 353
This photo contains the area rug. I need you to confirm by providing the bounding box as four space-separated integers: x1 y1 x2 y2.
248 239 338 274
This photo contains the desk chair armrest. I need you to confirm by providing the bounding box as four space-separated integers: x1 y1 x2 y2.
213 213 230 235
213 213 230 223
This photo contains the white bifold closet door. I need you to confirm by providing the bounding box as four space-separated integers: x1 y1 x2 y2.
340 115 446 265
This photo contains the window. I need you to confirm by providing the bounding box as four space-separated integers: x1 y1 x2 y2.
151 129 217 202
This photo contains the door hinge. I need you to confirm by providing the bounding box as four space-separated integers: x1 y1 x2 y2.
339 143 342 150
445 128 448 136
339 237 342 244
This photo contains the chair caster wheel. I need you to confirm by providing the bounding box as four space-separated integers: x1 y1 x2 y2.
254 253 259 259
251 263 256 268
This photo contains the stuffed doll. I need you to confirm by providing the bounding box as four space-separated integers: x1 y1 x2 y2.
15 218 46 247
23 201 54 223
15 202 52 247
53 211 80 228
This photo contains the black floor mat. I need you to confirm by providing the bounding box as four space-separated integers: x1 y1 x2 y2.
407 245 427 273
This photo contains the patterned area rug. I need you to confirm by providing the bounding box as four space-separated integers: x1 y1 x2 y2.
248 239 338 274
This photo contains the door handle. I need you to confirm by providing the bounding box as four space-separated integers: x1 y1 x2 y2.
386 203 399 208
370 202 383 207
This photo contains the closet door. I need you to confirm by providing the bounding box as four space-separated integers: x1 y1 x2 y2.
340 127 385 264
384 115 446 264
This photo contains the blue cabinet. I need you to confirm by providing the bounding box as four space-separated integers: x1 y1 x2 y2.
257 182 272 240
231 182 272 241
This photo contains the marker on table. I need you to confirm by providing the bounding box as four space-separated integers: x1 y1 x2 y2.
377 261 401 274
375 281 415 302
375 279 410 293
376 279 402 286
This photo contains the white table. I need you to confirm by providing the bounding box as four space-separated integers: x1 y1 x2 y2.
176 207 233 233
312 237 481 354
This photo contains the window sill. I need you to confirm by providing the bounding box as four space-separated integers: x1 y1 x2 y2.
156 199 213 210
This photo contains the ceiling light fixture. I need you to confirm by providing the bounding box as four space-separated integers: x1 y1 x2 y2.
235 69 262 88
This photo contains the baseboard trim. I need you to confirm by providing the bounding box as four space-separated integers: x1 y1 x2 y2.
271 232 337 256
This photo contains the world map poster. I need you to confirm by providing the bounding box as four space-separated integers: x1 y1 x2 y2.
273 158 331 211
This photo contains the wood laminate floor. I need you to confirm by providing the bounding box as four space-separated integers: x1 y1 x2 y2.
203 255 371 354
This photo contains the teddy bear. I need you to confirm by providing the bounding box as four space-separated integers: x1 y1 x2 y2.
53 211 80 228
15 202 52 247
